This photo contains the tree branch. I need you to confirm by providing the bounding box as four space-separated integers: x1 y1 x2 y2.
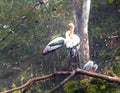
1 71 71 93
2 68 120 93
47 70 76 93
1 73 54 93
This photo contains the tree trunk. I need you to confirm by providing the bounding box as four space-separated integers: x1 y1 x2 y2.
72 0 91 63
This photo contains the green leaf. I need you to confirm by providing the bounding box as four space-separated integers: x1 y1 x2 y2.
87 85 97 93
108 0 114 4
11 83 21 93
100 85 106 90
80 78 90 84
64 80 80 93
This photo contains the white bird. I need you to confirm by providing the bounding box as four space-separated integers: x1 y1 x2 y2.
43 22 80 57
43 23 81 70
83 60 98 71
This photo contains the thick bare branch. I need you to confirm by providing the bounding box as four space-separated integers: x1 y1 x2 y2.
1 73 54 93
76 68 120 83
1 71 71 93
2 68 120 93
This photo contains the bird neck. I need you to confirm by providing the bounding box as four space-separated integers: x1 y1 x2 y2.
69 28 73 36
69 27 74 38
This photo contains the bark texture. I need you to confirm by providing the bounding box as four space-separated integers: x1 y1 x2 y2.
72 0 91 63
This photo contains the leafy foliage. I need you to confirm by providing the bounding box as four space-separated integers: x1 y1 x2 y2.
64 80 80 93
64 77 120 93
11 83 21 93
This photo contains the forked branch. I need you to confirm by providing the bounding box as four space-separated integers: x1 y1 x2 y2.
1 68 120 93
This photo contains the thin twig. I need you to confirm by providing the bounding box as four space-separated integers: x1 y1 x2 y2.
47 70 76 93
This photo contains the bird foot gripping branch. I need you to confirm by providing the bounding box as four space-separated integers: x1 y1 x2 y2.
42 22 81 71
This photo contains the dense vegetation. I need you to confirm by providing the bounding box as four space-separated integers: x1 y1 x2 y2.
0 0 120 92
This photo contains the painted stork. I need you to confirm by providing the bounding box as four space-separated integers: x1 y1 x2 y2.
83 60 98 72
43 22 81 70
43 23 80 56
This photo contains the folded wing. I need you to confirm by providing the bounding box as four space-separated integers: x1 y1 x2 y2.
43 37 65 55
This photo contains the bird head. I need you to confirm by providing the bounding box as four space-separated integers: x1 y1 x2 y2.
68 23 74 37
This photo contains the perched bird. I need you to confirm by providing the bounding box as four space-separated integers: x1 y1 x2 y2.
43 22 80 57
42 23 81 70
83 60 98 71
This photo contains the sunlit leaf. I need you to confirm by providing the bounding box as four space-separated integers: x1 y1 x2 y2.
108 0 114 4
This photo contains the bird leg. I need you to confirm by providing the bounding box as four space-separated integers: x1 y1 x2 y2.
53 61 56 72
52 52 56 72
76 52 82 69
70 57 75 70
53 50 60 72
70 50 80 70
73 48 81 69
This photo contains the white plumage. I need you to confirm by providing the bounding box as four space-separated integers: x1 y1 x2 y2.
43 23 80 58
83 60 98 71
83 60 94 70
65 33 80 48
